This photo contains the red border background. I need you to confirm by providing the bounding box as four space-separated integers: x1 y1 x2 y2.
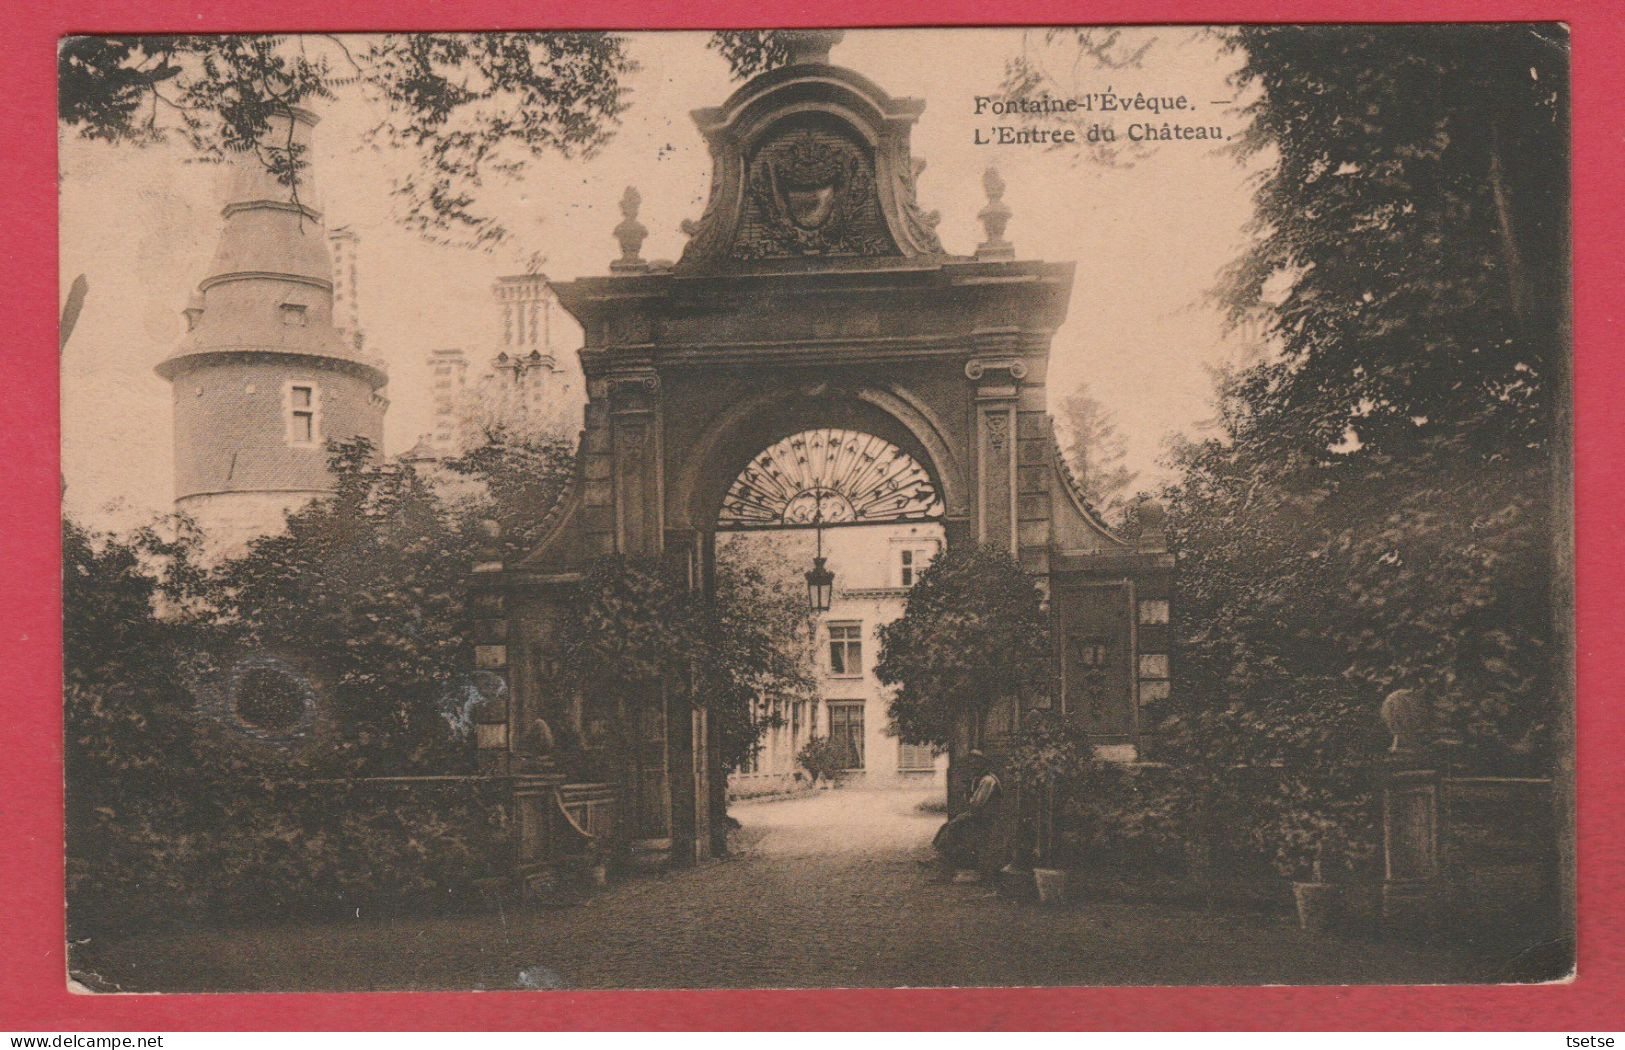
3 0 1620 1031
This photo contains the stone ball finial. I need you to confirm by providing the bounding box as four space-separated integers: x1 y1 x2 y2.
976 166 1014 260
612 186 649 272
1381 687 1432 754
780 29 845 66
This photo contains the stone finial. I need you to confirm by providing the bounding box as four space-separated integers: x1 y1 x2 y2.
780 29 845 66
611 186 649 272
474 517 504 572
1136 498 1168 552
976 167 1014 260
1381 688 1432 756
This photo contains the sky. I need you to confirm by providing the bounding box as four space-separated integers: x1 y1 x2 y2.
59 28 1265 531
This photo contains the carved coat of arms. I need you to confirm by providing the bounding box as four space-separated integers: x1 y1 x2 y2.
741 128 893 257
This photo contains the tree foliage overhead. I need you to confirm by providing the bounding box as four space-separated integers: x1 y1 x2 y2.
59 34 637 247
707 31 793 80
875 544 1054 749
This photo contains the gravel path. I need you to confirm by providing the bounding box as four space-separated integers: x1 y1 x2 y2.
77 785 1509 992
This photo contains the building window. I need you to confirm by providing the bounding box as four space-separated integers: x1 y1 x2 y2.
280 303 308 326
1138 599 1170 625
827 701 865 770
286 383 319 445
828 622 863 676
898 741 935 772
1139 654 1170 680
900 548 918 587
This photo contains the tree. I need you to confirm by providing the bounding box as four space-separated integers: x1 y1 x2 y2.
707 32 794 79
1137 26 1567 880
558 540 818 780
213 439 483 772
1054 383 1137 528
63 433 586 936
63 518 202 932
707 538 820 773
875 544 1054 749
58 34 637 246
1216 25 1566 460
443 428 577 562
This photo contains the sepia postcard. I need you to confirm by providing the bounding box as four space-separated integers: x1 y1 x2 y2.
56 24 1575 995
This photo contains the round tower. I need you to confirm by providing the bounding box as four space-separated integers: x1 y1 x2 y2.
156 107 387 555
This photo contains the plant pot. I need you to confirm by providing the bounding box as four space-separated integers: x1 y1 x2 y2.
1292 880 1343 932
1033 867 1069 906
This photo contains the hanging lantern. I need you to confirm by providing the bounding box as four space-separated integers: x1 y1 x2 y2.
804 494 835 613
805 554 834 614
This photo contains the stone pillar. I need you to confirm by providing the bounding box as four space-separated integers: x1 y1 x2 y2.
607 371 663 557
1379 688 1445 930
470 519 511 774
966 346 1025 555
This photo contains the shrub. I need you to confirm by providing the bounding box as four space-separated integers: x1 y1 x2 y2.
796 735 848 784
875 544 1053 749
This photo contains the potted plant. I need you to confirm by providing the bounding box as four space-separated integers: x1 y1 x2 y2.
796 735 847 790
1276 811 1347 932
1008 709 1092 905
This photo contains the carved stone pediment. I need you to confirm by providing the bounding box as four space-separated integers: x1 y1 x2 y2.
676 62 947 271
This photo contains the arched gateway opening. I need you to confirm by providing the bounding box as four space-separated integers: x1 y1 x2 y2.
711 427 949 814
468 31 1172 885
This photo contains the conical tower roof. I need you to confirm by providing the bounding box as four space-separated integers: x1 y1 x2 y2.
157 107 385 388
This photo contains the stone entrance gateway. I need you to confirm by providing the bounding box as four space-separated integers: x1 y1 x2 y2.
472 31 1172 879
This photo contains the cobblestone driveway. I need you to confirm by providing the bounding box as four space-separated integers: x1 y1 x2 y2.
80 785 1509 992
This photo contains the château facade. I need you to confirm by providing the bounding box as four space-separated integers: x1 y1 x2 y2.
729 522 948 798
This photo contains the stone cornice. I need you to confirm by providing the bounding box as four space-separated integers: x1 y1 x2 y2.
577 331 1055 373
555 257 1074 312
198 271 334 294
155 347 388 389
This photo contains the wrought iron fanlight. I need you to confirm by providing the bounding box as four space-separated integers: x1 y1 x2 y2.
718 428 942 530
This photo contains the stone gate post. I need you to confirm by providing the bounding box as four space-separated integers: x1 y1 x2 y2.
1379 688 1445 930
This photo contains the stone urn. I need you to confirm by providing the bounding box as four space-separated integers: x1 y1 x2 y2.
1380 687 1432 756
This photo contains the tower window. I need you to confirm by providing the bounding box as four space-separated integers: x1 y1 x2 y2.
286 382 320 446
280 303 308 326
